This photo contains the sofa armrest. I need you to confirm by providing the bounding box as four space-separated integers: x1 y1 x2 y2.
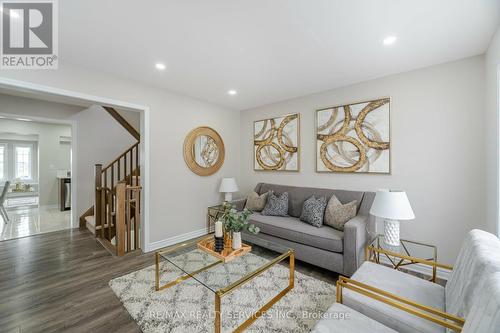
343 215 369 276
230 198 247 211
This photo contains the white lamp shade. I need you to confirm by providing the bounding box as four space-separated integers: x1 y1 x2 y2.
219 178 238 193
370 190 415 220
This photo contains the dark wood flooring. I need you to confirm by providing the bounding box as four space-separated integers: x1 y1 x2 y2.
0 228 338 333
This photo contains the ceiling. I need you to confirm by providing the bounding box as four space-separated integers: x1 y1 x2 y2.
59 0 500 110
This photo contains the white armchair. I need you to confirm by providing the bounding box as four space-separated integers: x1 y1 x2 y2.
335 229 500 333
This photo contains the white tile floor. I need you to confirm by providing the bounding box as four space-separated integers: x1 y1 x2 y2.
0 205 72 241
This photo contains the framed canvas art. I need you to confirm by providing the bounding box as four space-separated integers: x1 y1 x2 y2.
316 98 390 173
254 113 300 171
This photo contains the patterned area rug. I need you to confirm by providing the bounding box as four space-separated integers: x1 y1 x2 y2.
109 249 336 332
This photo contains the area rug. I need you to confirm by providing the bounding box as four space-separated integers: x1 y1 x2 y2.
109 249 336 332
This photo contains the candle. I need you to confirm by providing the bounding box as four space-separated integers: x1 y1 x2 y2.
215 220 223 237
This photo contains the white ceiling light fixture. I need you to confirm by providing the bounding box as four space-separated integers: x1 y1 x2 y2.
155 62 166 71
227 90 237 96
383 35 397 46
15 118 32 122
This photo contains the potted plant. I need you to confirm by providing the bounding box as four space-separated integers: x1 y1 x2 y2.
222 203 260 249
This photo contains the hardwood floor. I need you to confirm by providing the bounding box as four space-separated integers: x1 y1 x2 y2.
0 229 154 332
0 228 338 333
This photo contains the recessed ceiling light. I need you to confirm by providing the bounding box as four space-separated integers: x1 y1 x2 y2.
15 118 32 122
155 63 166 70
383 36 397 46
227 90 237 96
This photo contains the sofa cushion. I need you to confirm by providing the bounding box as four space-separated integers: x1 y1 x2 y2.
299 196 327 227
244 191 269 212
445 229 500 318
261 191 289 216
343 262 446 333
256 183 364 218
248 213 343 252
324 195 357 231
312 302 397 333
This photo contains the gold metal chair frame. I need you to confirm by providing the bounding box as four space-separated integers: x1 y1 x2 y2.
155 235 295 333
337 249 464 332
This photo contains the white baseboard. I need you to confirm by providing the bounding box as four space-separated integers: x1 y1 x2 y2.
145 227 213 252
377 256 451 281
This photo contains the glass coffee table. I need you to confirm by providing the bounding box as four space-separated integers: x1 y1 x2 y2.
155 234 295 333
366 234 452 282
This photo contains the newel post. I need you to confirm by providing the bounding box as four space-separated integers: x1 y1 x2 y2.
116 181 127 256
95 164 102 237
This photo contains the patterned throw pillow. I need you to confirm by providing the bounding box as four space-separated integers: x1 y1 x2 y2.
244 191 269 212
300 196 328 227
261 192 289 216
324 195 357 231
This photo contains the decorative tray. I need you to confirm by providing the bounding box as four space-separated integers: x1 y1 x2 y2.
197 237 251 263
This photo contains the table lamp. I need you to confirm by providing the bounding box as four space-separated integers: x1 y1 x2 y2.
219 177 238 202
370 190 415 246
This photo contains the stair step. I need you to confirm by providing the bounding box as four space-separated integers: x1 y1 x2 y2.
85 215 115 235
111 229 135 250
85 215 95 226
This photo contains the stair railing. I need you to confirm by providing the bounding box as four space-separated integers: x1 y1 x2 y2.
94 142 140 254
116 181 142 256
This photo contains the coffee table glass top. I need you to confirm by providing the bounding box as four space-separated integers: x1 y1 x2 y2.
158 235 292 293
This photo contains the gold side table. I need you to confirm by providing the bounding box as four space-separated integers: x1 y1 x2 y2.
366 235 450 282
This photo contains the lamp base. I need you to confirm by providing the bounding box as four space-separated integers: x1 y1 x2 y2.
384 219 400 246
224 192 233 202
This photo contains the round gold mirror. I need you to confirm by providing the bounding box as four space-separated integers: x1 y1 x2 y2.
183 127 225 176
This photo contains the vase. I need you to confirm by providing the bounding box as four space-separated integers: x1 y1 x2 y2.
232 231 242 250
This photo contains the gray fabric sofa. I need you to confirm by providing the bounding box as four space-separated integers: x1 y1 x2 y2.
235 183 375 276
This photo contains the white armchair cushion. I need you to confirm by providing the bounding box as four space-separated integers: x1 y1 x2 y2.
462 272 500 333
343 261 446 333
312 302 397 333
445 229 500 318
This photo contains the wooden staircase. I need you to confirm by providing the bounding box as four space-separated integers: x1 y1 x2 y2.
80 107 142 256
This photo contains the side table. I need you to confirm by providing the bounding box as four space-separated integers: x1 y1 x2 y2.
366 234 451 282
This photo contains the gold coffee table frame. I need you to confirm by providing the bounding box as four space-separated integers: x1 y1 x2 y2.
155 235 295 333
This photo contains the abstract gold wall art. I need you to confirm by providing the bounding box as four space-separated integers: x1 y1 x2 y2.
184 126 225 176
316 98 390 174
254 114 300 171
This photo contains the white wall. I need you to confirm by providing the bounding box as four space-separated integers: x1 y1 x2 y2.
0 93 83 118
116 108 140 133
0 63 240 249
239 56 485 265
0 118 71 205
485 25 500 236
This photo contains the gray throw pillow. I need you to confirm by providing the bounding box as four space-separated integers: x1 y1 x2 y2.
324 195 357 231
300 196 327 227
261 192 289 216
244 191 269 212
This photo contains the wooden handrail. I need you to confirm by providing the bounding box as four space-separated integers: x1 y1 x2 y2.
103 106 140 141
102 142 140 172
